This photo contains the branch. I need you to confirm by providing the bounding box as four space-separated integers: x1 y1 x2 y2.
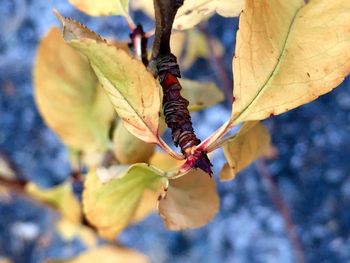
255 159 305 263
150 0 213 175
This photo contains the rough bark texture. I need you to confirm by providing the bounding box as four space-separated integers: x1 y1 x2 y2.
151 0 213 175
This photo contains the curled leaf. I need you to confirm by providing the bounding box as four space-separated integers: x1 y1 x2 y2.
34 27 115 153
220 122 271 181
56 13 165 147
68 0 129 17
158 169 219 230
83 164 166 239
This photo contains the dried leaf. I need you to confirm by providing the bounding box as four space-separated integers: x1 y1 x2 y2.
56 14 163 146
232 0 350 123
220 122 271 181
68 0 129 17
113 121 155 164
46 246 148 263
131 0 243 30
158 169 219 230
26 182 82 223
180 79 224 111
34 27 115 153
83 164 166 239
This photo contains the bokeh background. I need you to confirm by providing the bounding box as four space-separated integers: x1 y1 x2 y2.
1 0 350 262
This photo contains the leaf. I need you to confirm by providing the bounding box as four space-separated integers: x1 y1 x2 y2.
149 152 183 172
171 30 224 70
46 246 148 263
56 14 164 147
26 182 82 223
0 155 16 180
68 0 129 17
56 218 97 248
231 0 350 123
83 164 166 239
34 27 115 153
174 0 243 30
113 121 155 164
158 169 219 230
180 79 224 111
131 0 243 30
220 122 271 181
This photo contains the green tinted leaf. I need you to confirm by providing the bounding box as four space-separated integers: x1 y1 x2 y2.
83 164 166 239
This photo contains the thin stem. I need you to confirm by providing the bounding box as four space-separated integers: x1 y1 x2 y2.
158 137 184 160
255 159 305 263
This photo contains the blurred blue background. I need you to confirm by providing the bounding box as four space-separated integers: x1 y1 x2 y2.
1 0 350 262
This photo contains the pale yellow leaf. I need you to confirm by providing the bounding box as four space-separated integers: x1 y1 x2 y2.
83 164 166 239
220 122 271 181
149 152 183 172
180 79 224 111
56 218 97 248
34 27 115 153
68 0 129 17
131 0 243 30
158 169 219 230
56 14 163 146
113 121 155 164
232 0 350 123
46 246 148 263
0 156 15 180
26 182 82 223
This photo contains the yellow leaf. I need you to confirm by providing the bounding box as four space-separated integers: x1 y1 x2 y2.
180 79 224 111
83 164 166 239
220 122 271 181
158 169 219 230
34 27 115 153
131 0 243 30
0 155 15 180
46 246 148 263
149 152 183 172
56 218 97 248
26 182 82 223
69 0 129 17
232 0 350 123
56 14 164 147
113 121 155 164
130 188 159 223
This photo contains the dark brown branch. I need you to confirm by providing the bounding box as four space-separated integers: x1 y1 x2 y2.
150 0 212 175
129 24 149 66
255 159 305 263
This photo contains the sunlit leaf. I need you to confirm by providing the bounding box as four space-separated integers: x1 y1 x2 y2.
231 0 350 123
69 0 129 17
56 14 164 147
56 218 97 248
131 0 243 30
158 169 219 230
180 79 224 111
149 152 183 172
113 121 155 164
83 164 166 239
26 182 82 223
46 246 148 263
34 27 115 153
219 122 271 181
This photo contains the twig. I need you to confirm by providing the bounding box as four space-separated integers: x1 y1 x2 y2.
255 159 305 263
150 0 212 175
